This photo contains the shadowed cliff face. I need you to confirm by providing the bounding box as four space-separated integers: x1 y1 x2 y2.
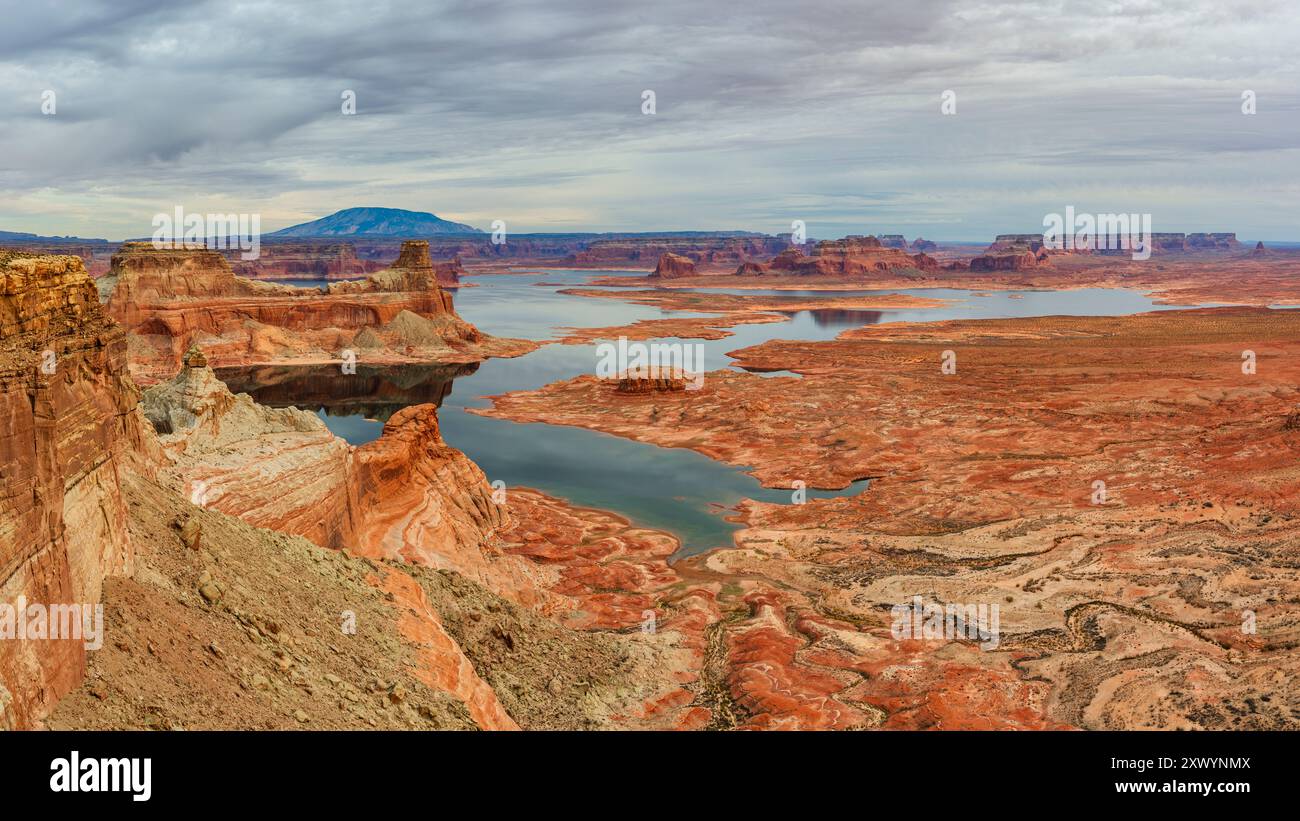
0 252 147 728
211 362 477 422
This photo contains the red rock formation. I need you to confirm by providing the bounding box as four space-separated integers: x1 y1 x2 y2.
911 238 938 252
0 253 149 728
969 249 1046 271
615 371 692 394
651 253 696 279
736 236 937 277
384 239 464 286
565 236 789 269
1188 232 1240 251
103 241 528 383
229 242 386 281
477 306 1300 729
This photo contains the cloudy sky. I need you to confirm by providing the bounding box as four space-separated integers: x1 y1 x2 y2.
1 0 1297 240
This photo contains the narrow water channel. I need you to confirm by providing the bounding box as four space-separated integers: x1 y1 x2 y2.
217 270 1189 556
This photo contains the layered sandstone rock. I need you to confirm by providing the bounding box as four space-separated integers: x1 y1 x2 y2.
988 231 1240 257
989 234 1047 253
228 242 383 281
651 253 696 279
382 240 464 286
141 357 519 587
1188 232 1240 250
0 253 146 728
615 371 692 394
737 235 937 277
103 242 530 383
565 236 789 269
969 248 1047 271
131 361 707 728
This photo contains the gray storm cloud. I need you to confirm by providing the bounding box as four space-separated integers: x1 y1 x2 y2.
0 0 1297 239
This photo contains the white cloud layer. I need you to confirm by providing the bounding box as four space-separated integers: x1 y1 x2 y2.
1 0 1297 239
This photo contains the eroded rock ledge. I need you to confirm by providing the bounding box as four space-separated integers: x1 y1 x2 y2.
103 240 533 384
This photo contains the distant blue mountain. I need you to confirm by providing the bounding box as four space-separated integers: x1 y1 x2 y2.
267 207 483 237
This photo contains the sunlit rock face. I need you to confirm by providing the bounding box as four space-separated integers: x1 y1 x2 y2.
102 242 528 384
0 253 146 728
650 252 696 279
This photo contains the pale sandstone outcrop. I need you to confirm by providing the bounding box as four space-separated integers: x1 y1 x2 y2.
140 355 557 611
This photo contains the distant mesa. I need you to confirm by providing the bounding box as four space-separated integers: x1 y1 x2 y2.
986 231 1241 257
565 235 788 268
268 207 484 238
969 247 1049 272
911 237 938 252
736 234 937 277
0 229 109 244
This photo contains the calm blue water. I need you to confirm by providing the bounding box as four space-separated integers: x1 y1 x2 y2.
217 270 1185 556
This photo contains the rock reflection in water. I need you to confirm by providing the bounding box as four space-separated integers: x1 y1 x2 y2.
213 362 478 422
777 308 883 328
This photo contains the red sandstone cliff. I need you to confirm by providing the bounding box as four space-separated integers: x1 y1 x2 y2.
969 248 1049 272
565 236 789 269
651 253 696 279
140 357 559 611
229 242 386 281
0 253 150 728
0 254 698 731
737 236 937 277
103 241 530 383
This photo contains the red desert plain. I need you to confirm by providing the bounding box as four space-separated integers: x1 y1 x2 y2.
3 231 1298 730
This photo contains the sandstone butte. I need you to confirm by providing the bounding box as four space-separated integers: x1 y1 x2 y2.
738 235 939 278
474 303 1300 729
102 239 534 384
1 252 709 730
651 252 696 279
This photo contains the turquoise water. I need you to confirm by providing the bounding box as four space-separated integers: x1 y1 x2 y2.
216 270 1185 556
